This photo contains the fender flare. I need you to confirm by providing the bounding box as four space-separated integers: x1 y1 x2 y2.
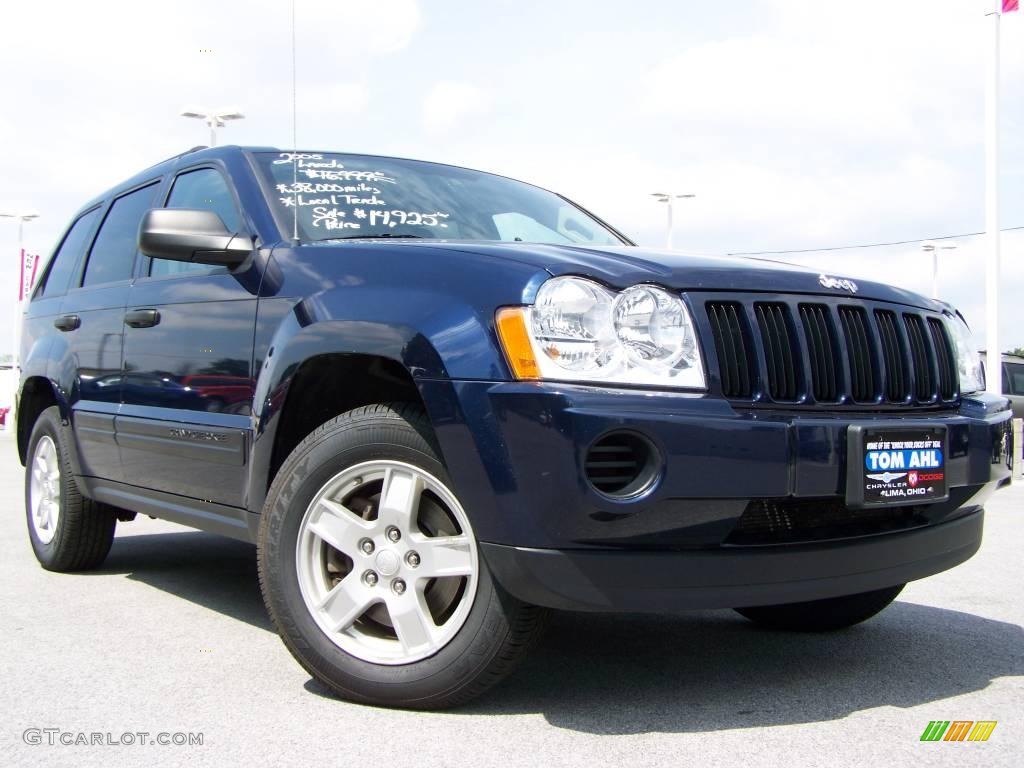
245 291 502 512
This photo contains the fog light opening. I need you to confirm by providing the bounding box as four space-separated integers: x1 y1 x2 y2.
584 431 661 499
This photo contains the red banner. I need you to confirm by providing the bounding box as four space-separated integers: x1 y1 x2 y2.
1005 0 1019 14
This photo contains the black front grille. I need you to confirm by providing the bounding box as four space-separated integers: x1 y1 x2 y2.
838 306 876 402
707 302 754 398
875 309 909 402
800 304 839 402
754 303 799 400
904 314 935 401
928 317 958 400
726 498 929 545
703 298 958 408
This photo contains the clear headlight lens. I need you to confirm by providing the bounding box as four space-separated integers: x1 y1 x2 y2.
497 276 706 389
946 313 984 394
613 285 697 371
531 275 617 372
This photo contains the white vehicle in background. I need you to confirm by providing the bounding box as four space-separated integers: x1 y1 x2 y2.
0 363 16 430
981 352 1024 419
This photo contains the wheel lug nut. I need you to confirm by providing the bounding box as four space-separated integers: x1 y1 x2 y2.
359 538 374 555
362 570 379 587
391 578 406 595
405 551 420 568
386 526 401 543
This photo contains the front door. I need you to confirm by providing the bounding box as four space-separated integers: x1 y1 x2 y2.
119 165 262 508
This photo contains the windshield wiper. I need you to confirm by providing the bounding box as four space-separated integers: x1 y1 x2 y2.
320 233 426 241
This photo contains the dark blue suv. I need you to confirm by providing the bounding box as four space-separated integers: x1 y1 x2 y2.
17 146 1013 708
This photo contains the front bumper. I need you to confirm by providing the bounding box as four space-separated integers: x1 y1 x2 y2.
420 380 1012 611
482 509 983 611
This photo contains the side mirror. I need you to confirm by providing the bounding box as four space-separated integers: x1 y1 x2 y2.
138 209 253 268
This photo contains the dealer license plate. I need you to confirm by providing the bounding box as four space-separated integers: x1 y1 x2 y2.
846 426 949 507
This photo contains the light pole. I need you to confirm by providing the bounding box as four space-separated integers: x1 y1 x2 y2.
920 241 957 299
1 210 40 368
651 192 695 249
179 106 245 146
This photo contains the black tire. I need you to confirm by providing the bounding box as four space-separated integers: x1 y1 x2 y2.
25 406 117 571
735 584 905 632
257 403 549 709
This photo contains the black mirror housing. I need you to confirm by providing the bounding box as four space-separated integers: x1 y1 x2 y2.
138 208 253 268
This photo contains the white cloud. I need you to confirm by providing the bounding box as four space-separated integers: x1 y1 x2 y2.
421 82 490 133
297 0 421 55
302 82 370 116
1 0 1022 358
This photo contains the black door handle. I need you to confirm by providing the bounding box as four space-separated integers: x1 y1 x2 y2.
54 314 80 332
125 309 160 328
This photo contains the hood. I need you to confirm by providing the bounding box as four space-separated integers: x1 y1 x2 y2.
419 241 937 309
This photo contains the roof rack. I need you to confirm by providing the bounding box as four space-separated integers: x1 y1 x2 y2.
137 145 212 174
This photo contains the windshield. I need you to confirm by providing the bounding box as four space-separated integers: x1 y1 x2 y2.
254 151 625 245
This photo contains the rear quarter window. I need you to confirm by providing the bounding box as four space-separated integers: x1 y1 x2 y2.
1005 363 1024 396
36 207 101 298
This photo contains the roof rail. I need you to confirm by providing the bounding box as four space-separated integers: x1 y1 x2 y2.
138 145 212 174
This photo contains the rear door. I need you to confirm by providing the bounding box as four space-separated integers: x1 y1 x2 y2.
21 206 102 381
118 164 260 507
61 182 162 482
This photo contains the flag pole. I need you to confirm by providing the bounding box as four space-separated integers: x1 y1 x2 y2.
984 0 1001 395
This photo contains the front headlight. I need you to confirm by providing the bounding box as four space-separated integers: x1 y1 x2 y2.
496 276 706 389
946 313 984 394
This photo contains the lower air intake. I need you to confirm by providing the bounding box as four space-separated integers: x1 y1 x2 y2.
725 498 929 545
584 432 658 498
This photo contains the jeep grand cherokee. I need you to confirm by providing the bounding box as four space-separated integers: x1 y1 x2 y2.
17 146 1013 708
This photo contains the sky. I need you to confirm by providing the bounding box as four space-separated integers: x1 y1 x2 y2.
1 0 1022 355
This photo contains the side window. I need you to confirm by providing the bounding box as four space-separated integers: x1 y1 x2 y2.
1004 363 1024 395
82 182 160 287
37 208 101 298
150 168 241 278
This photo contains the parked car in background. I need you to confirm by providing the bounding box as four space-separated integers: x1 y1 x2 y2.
15 145 1014 709
980 352 1024 419
179 374 254 414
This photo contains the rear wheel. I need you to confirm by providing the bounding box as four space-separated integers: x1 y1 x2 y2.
734 584 905 632
258 403 548 709
25 406 117 571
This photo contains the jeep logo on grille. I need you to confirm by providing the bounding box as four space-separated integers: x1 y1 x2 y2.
818 274 858 293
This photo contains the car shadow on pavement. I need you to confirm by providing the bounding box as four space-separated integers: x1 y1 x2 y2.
93 530 1022 734
90 530 271 631
461 604 1023 733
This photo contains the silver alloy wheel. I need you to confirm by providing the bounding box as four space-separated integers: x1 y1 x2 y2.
295 460 479 665
29 435 61 545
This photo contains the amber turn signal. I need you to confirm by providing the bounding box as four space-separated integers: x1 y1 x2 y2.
495 307 540 380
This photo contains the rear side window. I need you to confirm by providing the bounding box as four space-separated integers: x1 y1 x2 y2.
1005 363 1024 395
37 208 101 298
150 168 240 278
82 182 160 287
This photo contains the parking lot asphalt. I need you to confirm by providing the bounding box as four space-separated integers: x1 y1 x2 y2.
0 429 1020 767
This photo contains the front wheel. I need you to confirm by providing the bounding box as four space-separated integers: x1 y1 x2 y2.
25 406 117 571
257 403 548 709
734 584 905 632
